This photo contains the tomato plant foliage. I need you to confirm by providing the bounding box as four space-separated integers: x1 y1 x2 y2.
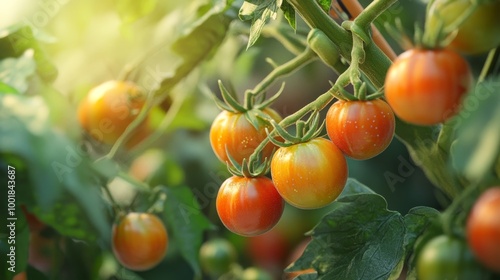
1 0 500 279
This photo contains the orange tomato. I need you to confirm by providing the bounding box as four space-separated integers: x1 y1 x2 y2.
385 49 472 125
112 213 168 271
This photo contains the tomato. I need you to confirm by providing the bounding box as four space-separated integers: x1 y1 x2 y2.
240 267 274 280
467 187 500 273
384 48 472 125
78 80 150 146
325 99 395 160
216 176 284 236
209 108 281 165
417 235 487 280
247 227 290 278
12 272 26 280
199 238 238 277
112 212 168 271
270 138 348 209
427 0 500 55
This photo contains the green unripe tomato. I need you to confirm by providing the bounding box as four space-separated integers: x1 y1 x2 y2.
239 267 273 280
417 235 488 280
427 0 500 55
199 238 237 277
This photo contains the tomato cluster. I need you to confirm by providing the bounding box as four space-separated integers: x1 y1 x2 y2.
210 95 397 235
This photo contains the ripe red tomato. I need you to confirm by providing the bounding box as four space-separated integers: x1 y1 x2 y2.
112 212 168 271
209 108 281 165
467 187 500 272
216 176 284 236
270 138 348 209
78 80 150 146
426 0 500 55
384 48 472 125
247 227 290 278
325 99 395 160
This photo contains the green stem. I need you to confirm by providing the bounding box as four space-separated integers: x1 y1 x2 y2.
287 0 392 88
106 91 156 160
245 47 317 97
102 182 123 214
354 0 399 30
441 183 481 237
128 88 190 157
250 86 337 157
479 48 499 82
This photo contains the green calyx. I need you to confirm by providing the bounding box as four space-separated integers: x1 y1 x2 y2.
268 111 324 147
225 146 271 178
212 80 283 115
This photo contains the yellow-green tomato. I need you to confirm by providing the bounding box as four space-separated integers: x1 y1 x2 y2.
427 0 500 55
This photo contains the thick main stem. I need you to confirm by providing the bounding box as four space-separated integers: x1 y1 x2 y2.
287 0 392 88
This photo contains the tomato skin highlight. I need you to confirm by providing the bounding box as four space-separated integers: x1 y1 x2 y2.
325 99 395 160
216 176 284 237
78 80 149 146
427 0 500 55
209 109 281 165
467 187 500 273
384 48 472 125
417 235 487 280
112 212 169 271
270 138 348 209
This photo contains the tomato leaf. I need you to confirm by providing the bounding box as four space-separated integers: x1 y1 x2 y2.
281 1 296 29
0 95 110 241
316 0 332 13
0 82 18 95
0 50 36 94
0 24 58 82
451 79 500 183
403 207 442 279
155 5 233 97
338 178 376 198
239 0 282 48
287 192 406 280
403 206 441 253
162 186 214 279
